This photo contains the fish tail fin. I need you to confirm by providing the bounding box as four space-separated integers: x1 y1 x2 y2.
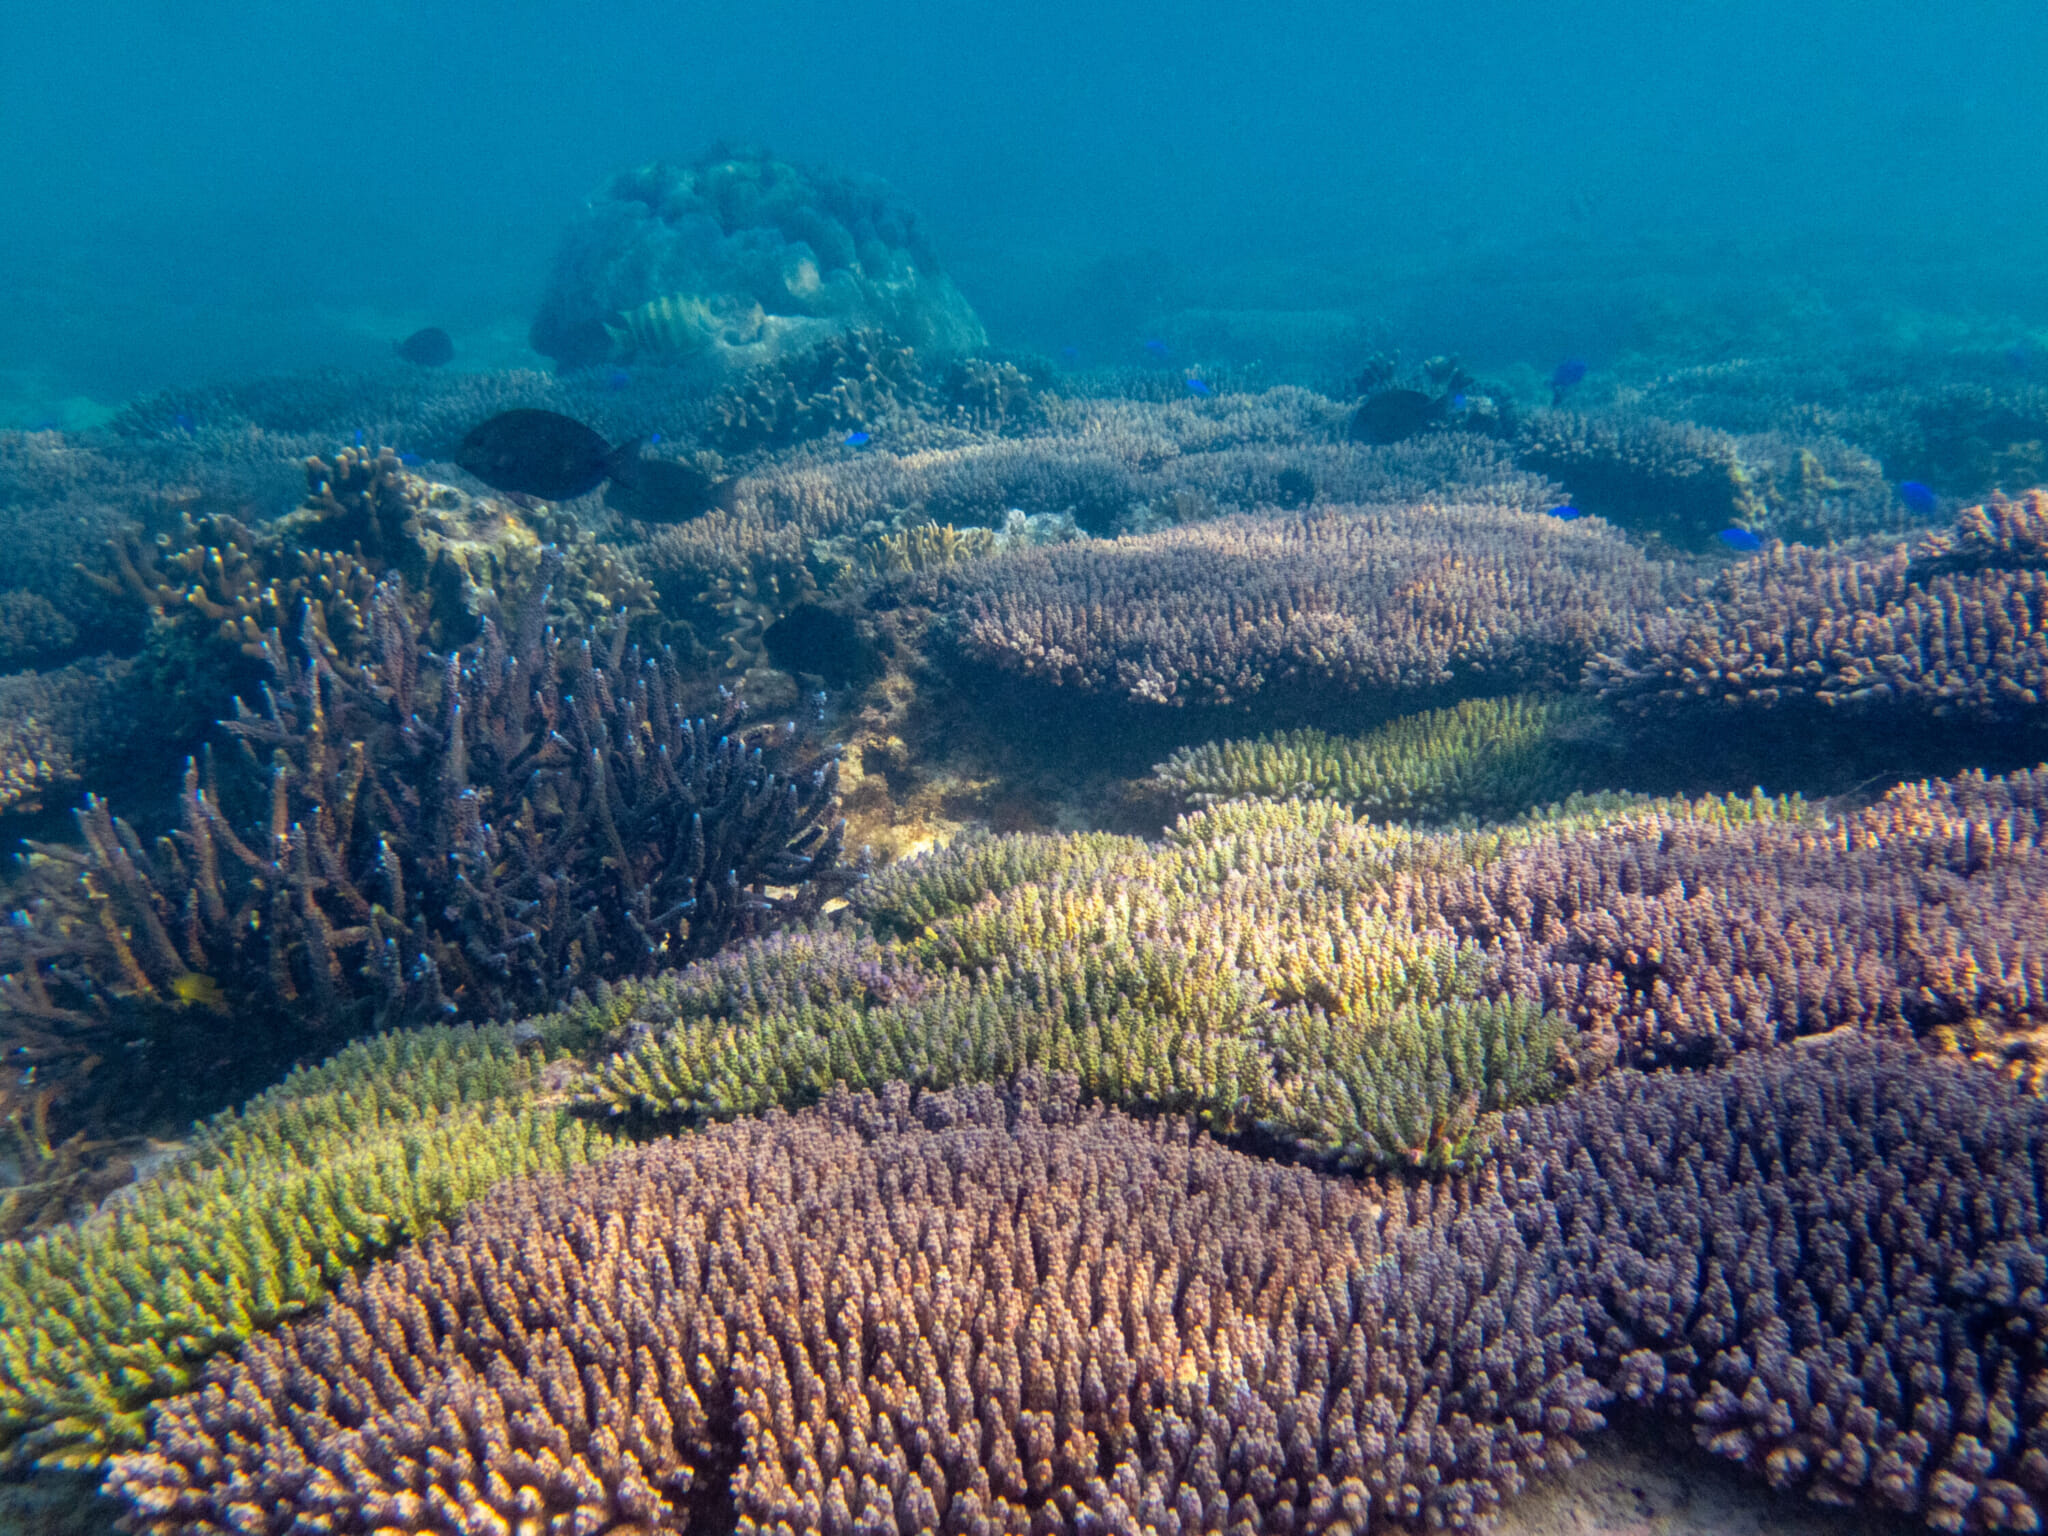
605 440 644 486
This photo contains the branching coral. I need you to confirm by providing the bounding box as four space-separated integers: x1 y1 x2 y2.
0 1023 610 1470
1152 694 1602 821
1510 1037 2048 1533
1593 491 2048 722
109 1072 1604 1535
1415 766 2048 1079
0 577 848 1146
1516 410 1905 545
926 502 1674 707
0 658 128 817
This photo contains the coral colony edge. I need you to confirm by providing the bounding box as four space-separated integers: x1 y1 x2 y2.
6 147 2048 1536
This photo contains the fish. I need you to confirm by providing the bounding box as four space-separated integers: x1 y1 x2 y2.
1899 480 1939 517
1185 378 1212 397
603 458 736 524
1546 504 1582 520
844 431 871 446
455 409 639 501
393 327 454 367
606 366 632 391
1717 527 1763 552
398 451 423 466
353 429 365 446
169 972 229 1013
1349 388 1443 446
1549 357 1588 405
172 412 195 433
1143 339 1170 359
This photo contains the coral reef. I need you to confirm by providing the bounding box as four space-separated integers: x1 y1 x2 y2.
0 592 79 672
1416 767 2048 1079
109 1072 1604 1535
0 577 847 1147
0 1024 610 1469
1152 694 1603 821
108 1042 2048 1535
1594 491 2048 724
1510 1037 2048 1533
529 148 987 372
1515 410 1904 545
927 502 1674 707
0 658 128 817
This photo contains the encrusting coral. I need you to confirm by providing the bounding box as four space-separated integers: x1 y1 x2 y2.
925 501 1674 707
0 1023 611 1470
108 1071 1607 1536
1594 490 2048 723
106 1039 2048 1536
1151 694 1601 821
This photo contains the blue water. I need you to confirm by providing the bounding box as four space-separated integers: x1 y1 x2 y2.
4 0 2044 412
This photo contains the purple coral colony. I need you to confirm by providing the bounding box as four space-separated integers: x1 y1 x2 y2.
4 146 2048 1536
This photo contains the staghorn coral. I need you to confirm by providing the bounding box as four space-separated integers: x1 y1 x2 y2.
1414 767 2048 1080
0 577 847 1146
860 519 998 577
0 1023 610 1470
926 502 1675 708
706 328 928 453
1152 694 1602 821
530 147 987 372
1593 491 2048 723
1509 1037 2048 1533
109 1072 1605 1535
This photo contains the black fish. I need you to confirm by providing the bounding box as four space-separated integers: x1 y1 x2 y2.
394 327 455 367
456 409 637 501
603 458 735 524
1348 388 1443 446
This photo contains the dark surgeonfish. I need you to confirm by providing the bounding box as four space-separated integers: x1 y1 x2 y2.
394 326 455 366
457 409 640 501
603 457 736 523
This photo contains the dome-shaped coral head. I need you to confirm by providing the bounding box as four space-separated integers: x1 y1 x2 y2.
531 145 987 375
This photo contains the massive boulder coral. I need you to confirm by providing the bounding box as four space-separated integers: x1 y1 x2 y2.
108 1073 1606 1536
1593 490 2048 724
529 147 987 373
925 501 1676 708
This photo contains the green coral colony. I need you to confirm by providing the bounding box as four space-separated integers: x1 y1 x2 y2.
6 147 2048 1535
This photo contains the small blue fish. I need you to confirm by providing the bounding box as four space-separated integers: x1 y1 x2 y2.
172 412 195 433
649 431 663 444
1551 358 1588 389
1451 393 1469 410
1143 339 1170 359
844 431 871 447
1899 480 1939 517
1185 377 1212 397
398 451 423 466
353 429 365 446
1717 527 1763 552
606 366 632 391
1546 504 1582 520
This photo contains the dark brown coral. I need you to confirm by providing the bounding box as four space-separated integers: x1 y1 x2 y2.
928 502 1675 707
108 1073 1605 1535
1508 1037 2048 1534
